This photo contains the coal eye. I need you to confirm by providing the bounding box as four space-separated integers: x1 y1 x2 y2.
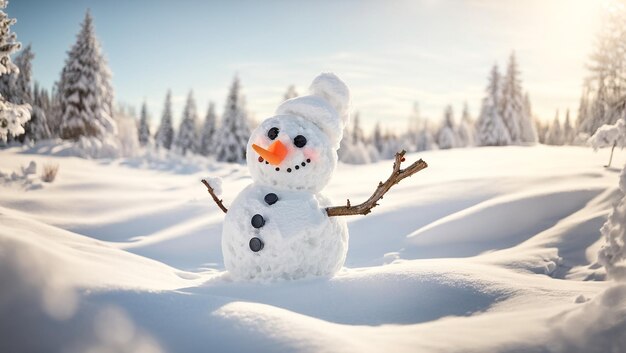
293 135 307 148
267 127 279 140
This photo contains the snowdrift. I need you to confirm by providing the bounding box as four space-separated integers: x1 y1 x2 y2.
1 145 625 353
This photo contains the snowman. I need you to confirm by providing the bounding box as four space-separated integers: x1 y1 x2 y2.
203 73 427 281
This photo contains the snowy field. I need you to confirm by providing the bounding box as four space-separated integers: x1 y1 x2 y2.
1 145 625 353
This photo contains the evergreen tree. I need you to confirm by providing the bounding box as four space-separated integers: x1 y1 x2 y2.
214 76 251 163
588 118 626 168
416 121 437 151
338 112 379 164
58 11 116 140
372 122 384 153
381 130 403 159
337 124 352 162
563 109 575 145
545 110 564 145
519 92 538 144
283 85 298 101
155 90 174 150
13 47 50 142
578 5 626 135
500 52 524 144
1 45 46 143
476 65 511 146
598 162 626 280
200 102 217 156
113 103 139 157
0 0 30 142
351 112 365 144
137 101 150 147
437 105 457 149
577 85 591 133
456 102 475 147
22 82 51 142
8 44 32 104
0 0 20 76
47 83 62 138
535 118 547 144
176 90 199 155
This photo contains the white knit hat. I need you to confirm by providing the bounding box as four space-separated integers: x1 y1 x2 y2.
276 73 351 148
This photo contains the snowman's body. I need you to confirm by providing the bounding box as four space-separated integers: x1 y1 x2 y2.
219 73 353 281
222 184 348 280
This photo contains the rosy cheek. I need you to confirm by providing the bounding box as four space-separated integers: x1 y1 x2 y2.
303 147 318 161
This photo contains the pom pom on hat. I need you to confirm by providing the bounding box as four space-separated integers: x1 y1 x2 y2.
276 73 351 149
309 73 351 127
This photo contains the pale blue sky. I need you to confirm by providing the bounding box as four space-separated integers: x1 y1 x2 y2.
10 0 605 131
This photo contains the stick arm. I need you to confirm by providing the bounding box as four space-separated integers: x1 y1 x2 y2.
201 179 228 214
326 150 428 217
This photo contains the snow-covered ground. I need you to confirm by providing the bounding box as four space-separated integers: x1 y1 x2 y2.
1 145 625 353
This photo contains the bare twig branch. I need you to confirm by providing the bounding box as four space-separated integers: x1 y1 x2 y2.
201 179 228 214
326 150 428 217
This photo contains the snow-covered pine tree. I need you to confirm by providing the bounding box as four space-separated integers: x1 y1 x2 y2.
8 46 49 143
416 120 437 151
500 52 524 144
8 44 32 104
545 111 564 145
535 117 547 144
456 102 475 147
598 162 626 280
337 124 352 162
283 85 298 101
0 0 20 77
58 11 116 140
200 102 217 156
476 65 511 146
563 109 575 145
372 122 384 153
351 112 365 144
47 83 62 138
33 83 50 113
137 101 150 147
23 82 51 143
338 112 379 164
381 130 406 159
0 63 9 99
437 105 457 149
113 103 139 157
576 85 591 134
155 90 174 150
588 118 626 167
176 90 199 156
578 5 626 135
0 0 30 143
214 76 251 163
519 92 538 144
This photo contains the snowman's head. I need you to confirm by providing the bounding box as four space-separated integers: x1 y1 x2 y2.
246 73 350 192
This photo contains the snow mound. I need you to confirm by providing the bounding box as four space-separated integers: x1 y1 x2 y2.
1 145 625 352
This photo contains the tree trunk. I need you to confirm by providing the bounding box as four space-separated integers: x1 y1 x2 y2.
606 141 616 168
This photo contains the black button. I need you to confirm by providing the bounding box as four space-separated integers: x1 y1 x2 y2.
251 214 265 228
249 237 264 252
264 193 278 205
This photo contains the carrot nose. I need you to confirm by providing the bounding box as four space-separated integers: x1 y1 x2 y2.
252 140 288 165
